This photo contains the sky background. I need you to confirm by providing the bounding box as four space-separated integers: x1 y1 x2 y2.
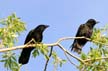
0 0 108 71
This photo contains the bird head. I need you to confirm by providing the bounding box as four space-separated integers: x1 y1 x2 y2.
35 24 49 32
86 19 99 28
87 19 99 24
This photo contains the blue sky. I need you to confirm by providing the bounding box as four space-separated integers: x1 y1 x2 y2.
0 0 108 71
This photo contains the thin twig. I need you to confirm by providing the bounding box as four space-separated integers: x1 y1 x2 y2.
84 57 108 62
56 36 91 43
44 46 53 71
57 43 85 64
92 39 108 46
64 52 79 68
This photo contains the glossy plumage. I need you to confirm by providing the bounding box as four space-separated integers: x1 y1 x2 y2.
70 19 98 54
19 24 49 64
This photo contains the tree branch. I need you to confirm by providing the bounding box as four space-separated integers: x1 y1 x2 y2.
64 51 78 68
57 43 85 64
0 37 88 52
0 36 108 66
44 46 53 71
0 43 57 52
84 57 108 62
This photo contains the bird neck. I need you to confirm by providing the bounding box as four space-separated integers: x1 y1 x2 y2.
86 23 94 29
34 29 43 34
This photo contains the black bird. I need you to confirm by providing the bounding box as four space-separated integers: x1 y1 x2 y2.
70 19 98 54
19 24 49 64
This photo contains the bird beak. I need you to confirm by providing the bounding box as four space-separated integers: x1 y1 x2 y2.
96 21 99 24
45 25 49 28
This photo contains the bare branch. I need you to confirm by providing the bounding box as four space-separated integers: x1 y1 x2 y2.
0 37 89 52
44 46 53 71
57 43 85 64
56 36 91 43
0 36 108 66
1 36 107 52
64 51 78 68
0 43 57 52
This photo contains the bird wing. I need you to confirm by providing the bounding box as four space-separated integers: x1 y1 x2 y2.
71 24 85 50
24 29 34 44
72 24 91 48
75 24 86 37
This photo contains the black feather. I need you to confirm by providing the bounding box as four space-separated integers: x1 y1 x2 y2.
19 24 49 64
70 19 98 54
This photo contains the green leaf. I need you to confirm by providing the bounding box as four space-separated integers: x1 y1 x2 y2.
1 52 20 71
81 52 87 60
0 13 26 47
32 49 40 58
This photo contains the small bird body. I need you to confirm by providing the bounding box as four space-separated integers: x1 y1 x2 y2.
71 19 98 54
19 24 49 64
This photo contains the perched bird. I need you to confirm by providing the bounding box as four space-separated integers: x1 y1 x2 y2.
70 19 98 54
19 24 49 64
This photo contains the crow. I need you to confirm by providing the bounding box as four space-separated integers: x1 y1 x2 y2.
70 19 98 54
19 24 49 64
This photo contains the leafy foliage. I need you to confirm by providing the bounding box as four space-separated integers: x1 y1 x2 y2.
0 13 26 71
1 13 108 71
32 43 66 70
52 51 66 68
32 43 49 59
79 27 108 71
0 13 26 47
0 52 21 71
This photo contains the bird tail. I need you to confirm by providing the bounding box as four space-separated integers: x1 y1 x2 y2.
19 48 33 64
71 43 82 54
